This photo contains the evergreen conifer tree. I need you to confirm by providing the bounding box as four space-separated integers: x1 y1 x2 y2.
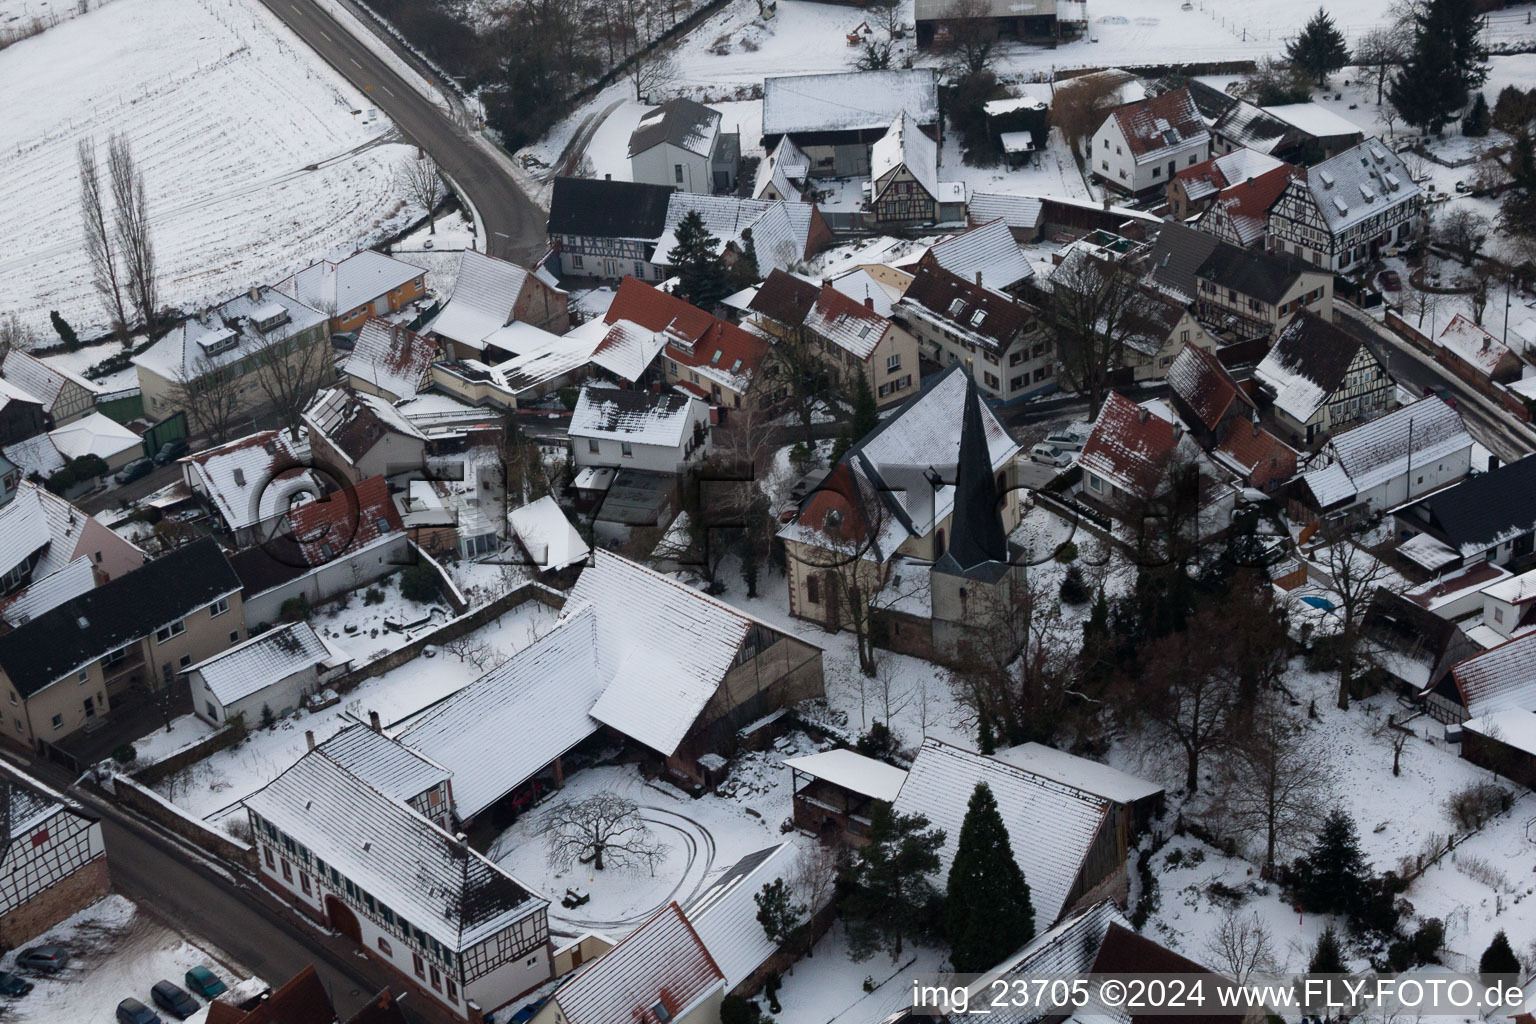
1309 924 1345 974
1293 809 1370 914
667 211 731 311
1462 92 1491 136
1479 930 1520 976
1286 8 1349 88
842 804 945 960
1391 0 1488 133
945 783 1035 971
49 311 79 350
849 372 879 443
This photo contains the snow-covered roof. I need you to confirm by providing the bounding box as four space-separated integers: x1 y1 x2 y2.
424 250 533 351
0 486 57 581
654 194 817 276
1301 141 1423 236
893 739 1110 932
400 604 605 819
578 550 793 756
1448 631 1536 718
1398 530 1461 570
2 350 99 414
1479 567 1536 606
961 901 1129 1023
1104 88 1209 164
685 844 806 991
48 412 142 463
1254 311 1368 424
566 317 667 384
187 621 334 706
926 218 1033 291
1438 314 1517 376
0 556 96 628
872 111 940 199
991 743 1164 805
803 284 894 362
134 287 327 382
782 748 908 801
1305 398 1471 507
343 318 439 401
182 430 322 532
569 387 702 447
1262 102 1366 140
1461 708 1536 755
1176 148 1288 203
245 749 545 951
1078 392 1196 499
276 250 425 318
2 433 66 481
828 269 899 318
754 135 810 201
967 193 1046 233
762 69 938 136
984 96 1047 116
628 97 721 159
488 333 600 396
303 387 426 467
316 723 450 805
552 902 724 1024
508 495 590 572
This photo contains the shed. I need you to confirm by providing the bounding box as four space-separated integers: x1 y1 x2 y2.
782 748 908 846
187 621 350 726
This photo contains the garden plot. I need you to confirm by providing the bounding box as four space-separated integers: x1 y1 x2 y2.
0 0 415 336
150 597 560 822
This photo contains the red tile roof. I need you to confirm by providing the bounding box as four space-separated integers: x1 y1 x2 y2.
606 277 769 387
287 474 403 566
553 902 724 1024
1215 422 1297 490
1110 88 1207 160
1078 392 1185 498
207 966 336 1024
1166 343 1254 432
1206 164 1298 245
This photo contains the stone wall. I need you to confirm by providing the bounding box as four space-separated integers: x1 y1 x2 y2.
0 858 110 950
109 775 256 871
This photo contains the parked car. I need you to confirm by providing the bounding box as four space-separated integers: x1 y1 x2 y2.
152 438 190 466
1028 443 1072 468
0 971 33 996
183 967 226 1000
114 457 154 485
116 998 163 1024
1455 180 1471 194
16 946 69 973
150 980 198 1020
1378 270 1402 291
1423 384 1459 409
1043 431 1085 452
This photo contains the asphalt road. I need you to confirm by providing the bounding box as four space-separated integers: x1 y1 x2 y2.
256 0 548 266
11 757 432 1023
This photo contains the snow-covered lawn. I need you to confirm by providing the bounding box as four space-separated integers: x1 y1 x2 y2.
155 596 560 822
1 894 258 1024
128 713 218 768
0 0 416 335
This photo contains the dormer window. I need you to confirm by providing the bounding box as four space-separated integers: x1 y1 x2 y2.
970 310 987 327
710 350 723 366
948 298 966 317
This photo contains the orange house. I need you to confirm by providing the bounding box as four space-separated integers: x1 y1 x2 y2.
275 250 428 334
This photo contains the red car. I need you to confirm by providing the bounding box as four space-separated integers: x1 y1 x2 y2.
1379 270 1402 291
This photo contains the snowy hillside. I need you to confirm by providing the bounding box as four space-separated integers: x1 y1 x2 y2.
0 0 415 335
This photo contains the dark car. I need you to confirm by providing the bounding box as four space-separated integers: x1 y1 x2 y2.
116 998 163 1024
152 439 190 466
16 946 69 973
1378 269 1402 291
114 457 154 485
0 971 33 996
150 980 198 1020
183 966 225 999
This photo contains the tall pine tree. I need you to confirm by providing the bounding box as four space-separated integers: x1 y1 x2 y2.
1390 0 1488 133
1292 809 1369 915
1286 8 1348 88
842 804 945 960
667 210 731 311
1309 924 1345 973
945 783 1035 971
849 371 879 443
1478 930 1519 976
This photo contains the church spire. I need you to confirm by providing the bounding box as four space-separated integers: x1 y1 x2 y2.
944 373 1009 572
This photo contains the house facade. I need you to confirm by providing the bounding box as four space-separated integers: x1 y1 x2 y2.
0 761 109 948
628 97 738 193
1091 88 1211 195
303 388 428 487
869 112 964 226
188 621 349 726
1254 311 1394 445
895 264 1052 402
425 250 569 360
1267 141 1424 272
547 177 674 283
0 539 243 752
275 250 428 334
569 387 711 474
1193 244 1334 340
1 351 100 428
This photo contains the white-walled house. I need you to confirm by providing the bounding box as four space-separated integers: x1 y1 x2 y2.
569 387 711 474
628 97 738 194
1297 398 1473 515
1267 140 1424 272
1090 88 1211 195
187 621 351 726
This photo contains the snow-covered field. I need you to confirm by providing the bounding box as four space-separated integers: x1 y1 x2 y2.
1 894 257 1024
0 0 416 335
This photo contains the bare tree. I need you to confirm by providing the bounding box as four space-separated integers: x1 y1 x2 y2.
442 633 479 662
398 153 447 234
0 314 36 363
537 794 664 872
788 843 841 958
1402 282 1444 330
253 325 336 441
1314 519 1398 710
1433 207 1490 266
1355 26 1409 106
1050 73 1125 157
851 37 894 71
1046 250 1165 420
938 0 998 80
78 138 129 342
1203 908 1279 984
628 49 677 103
868 0 904 39
1222 696 1330 875
108 134 157 335
1131 601 1243 794
171 354 245 444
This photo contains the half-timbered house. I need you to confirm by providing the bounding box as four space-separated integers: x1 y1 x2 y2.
0 760 108 948
1266 140 1423 272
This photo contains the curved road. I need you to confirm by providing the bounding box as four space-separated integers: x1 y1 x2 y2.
256 0 548 266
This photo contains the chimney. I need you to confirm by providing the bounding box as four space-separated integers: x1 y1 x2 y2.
369 710 382 733
604 173 612 180
1136 406 1149 423
1172 423 1184 443
305 730 315 751
248 285 261 303
1252 418 1260 437
864 295 874 310
1246 176 1255 187
975 271 983 286
1489 455 1501 471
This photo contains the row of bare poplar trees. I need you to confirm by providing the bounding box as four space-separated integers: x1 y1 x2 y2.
78 135 156 343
